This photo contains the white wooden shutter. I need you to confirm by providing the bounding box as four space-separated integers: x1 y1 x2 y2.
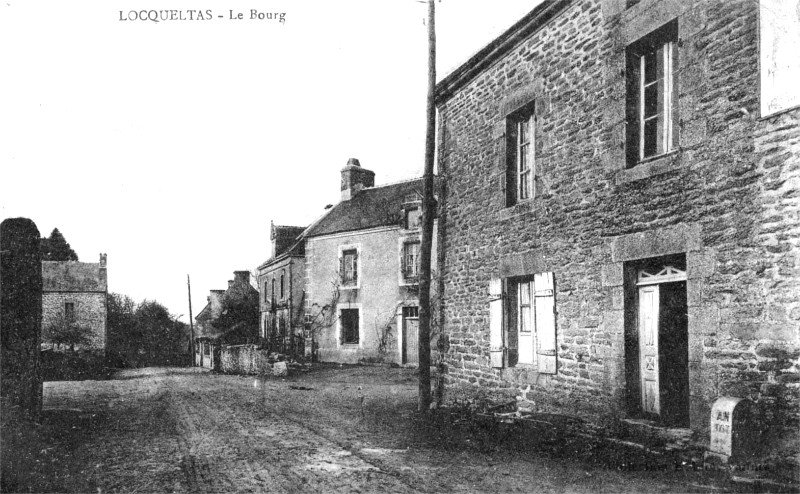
489 277 505 368
534 272 557 374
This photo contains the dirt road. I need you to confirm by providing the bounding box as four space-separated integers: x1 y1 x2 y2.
3 366 740 493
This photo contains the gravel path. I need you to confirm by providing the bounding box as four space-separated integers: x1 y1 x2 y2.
4 366 738 493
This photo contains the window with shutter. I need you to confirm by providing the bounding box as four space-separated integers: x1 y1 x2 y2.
489 278 505 368
534 272 557 374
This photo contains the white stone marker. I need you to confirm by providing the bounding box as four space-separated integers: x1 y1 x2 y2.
273 361 288 377
706 396 754 464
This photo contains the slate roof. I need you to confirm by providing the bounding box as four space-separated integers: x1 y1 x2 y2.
304 178 425 238
42 261 106 292
257 239 305 271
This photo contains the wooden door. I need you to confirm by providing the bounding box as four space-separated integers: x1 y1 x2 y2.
638 285 660 416
403 307 419 365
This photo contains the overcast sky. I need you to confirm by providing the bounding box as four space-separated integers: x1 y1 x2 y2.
1 0 540 319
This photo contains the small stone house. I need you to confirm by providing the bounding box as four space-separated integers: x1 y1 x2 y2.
194 271 259 369
302 159 437 365
435 0 798 467
257 222 306 356
41 253 108 353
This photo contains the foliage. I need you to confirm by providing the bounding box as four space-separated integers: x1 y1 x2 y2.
107 293 189 362
212 279 259 342
40 228 79 261
42 312 92 351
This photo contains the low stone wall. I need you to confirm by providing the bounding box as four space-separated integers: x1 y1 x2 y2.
219 345 277 375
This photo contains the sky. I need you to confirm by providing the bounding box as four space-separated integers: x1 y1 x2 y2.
1 0 540 320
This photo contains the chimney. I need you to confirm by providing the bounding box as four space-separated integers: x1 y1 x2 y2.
227 280 233 289
209 289 225 312
99 253 107 287
234 270 250 286
340 158 375 201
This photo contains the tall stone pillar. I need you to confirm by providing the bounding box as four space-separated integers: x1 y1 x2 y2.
0 218 43 421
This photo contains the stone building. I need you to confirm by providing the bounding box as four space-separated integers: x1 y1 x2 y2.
194 288 224 368
193 271 259 369
435 0 798 466
41 253 108 353
303 159 437 365
257 222 306 355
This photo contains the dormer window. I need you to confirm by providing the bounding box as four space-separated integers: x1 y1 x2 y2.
404 206 422 230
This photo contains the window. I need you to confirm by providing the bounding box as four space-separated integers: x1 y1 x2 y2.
506 104 535 206
405 206 422 230
401 241 420 281
489 272 557 373
271 279 276 301
340 248 358 286
280 270 285 300
264 282 268 303
340 308 360 345
626 21 678 167
64 302 75 321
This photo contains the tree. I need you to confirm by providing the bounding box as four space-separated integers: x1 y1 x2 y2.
42 312 92 351
40 228 78 261
107 292 138 355
136 300 184 353
213 281 259 343
107 294 188 364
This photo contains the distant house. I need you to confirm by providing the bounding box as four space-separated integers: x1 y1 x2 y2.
256 222 306 356
193 271 258 369
302 158 437 365
41 253 108 354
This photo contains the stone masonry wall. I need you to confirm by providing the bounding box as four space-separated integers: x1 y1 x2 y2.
42 292 106 351
437 0 798 459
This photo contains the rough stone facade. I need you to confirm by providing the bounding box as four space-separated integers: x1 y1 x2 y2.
435 0 798 465
41 254 108 352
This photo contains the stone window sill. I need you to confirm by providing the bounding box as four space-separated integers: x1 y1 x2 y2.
616 150 681 184
340 343 360 349
499 198 535 220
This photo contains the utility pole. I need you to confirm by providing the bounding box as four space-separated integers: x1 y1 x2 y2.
187 274 195 365
418 0 436 412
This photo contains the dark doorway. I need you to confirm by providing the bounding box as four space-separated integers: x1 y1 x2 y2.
658 281 689 427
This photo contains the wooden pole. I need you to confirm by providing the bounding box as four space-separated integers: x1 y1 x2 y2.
187 274 195 365
418 0 436 412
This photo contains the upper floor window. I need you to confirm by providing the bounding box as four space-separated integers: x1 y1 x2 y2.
271 279 276 301
64 302 75 321
401 241 420 282
280 270 285 300
340 248 359 287
626 21 678 167
506 103 535 206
